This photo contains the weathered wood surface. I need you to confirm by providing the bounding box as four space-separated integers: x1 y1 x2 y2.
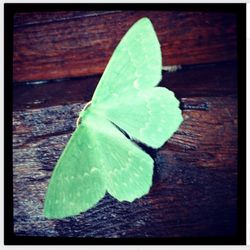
13 61 238 237
14 11 237 82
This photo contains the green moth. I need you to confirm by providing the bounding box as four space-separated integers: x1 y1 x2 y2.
44 17 183 219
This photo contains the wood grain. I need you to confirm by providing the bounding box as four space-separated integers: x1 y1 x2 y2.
13 11 237 82
13 61 237 111
13 61 238 237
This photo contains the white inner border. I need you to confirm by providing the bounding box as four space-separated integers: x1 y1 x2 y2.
0 0 248 249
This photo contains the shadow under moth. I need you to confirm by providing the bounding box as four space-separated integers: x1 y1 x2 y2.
44 17 183 219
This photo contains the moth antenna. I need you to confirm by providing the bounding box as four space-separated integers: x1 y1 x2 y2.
76 116 81 127
76 100 92 127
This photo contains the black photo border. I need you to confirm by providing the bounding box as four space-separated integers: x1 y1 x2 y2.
4 3 246 245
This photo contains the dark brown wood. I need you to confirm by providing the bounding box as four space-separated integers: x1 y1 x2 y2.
13 61 237 111
14 11 122 26
13 61 237 237
14 11 237 82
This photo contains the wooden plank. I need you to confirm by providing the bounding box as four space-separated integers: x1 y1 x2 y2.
14 11 237 82
12 61 238 237
13 61 237 111
13 96 237 237
14 11 122 27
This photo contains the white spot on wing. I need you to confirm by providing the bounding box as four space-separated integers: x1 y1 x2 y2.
158 127 163 132
133 80 139 89
139 128 144 134
128 150 133 156
90 167 98 173
134 173 139 177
